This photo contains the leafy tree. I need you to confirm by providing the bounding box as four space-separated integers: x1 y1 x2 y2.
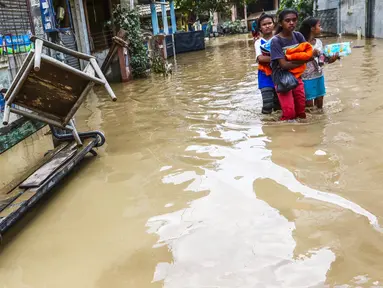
278 0 314 24
175 0 258 16
113 5 149 78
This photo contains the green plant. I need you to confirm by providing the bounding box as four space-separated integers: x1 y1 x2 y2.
113 5 149 78
175 0 257 16
278 0 314 25
140 18 153 31
222 20 242 34
149 36 172 76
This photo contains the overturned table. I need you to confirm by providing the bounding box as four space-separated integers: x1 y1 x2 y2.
0 37 116 236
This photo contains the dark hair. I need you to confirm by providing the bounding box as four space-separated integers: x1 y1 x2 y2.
275 9 299 34
258 13 274 30
299 17 320 41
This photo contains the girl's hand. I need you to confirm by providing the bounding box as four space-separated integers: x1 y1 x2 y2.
313 49 321 57
328 53 339 63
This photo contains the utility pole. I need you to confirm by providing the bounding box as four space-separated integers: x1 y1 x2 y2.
244 1 248 30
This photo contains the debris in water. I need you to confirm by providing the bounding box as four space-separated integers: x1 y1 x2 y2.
315 150 327 156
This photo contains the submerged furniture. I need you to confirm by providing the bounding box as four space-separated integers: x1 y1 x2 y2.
0 37 116 237
0 138 100 235
2 36 117 146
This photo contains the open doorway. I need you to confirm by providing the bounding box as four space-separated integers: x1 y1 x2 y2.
84 0 120 52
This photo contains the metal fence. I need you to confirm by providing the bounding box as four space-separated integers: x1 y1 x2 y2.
90 29 114 52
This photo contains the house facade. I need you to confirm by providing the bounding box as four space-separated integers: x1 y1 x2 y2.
318 0 382 38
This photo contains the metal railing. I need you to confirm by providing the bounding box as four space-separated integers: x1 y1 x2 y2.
90 29 114 52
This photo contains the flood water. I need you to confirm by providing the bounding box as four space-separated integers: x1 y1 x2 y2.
1 35 383 287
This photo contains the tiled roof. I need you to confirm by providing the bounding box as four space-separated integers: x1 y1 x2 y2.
137 4 170 17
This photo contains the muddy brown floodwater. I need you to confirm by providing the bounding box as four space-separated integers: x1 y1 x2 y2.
1 35 383 287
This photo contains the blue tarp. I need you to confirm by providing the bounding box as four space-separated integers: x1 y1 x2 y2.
166 31 205 57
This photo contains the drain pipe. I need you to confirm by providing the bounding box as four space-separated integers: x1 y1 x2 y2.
365 0 369 37
365 0 374 38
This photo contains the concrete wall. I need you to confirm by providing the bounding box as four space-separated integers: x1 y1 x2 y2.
71 0 91 59
320 0 383 38
29 0 45 38
0 56 10 89
340 0 365 36
317 0 338 10
374 1 383 38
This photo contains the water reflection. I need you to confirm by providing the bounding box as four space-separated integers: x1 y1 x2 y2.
147 125 337 287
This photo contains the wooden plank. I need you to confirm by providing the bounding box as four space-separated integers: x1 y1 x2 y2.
14 59 92 122
63 82 95 125
0 142 69 196
101 43 118 73
20 143 77 188
0 138 97 234
0 190 37 218
0 189 24 213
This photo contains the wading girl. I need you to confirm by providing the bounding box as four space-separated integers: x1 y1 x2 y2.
254 13 280 114
299 17 339 110
270 9 311 121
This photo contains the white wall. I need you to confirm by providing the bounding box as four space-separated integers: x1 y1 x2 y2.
340 0 365 36
71 0 91 58
317 0 338 10
374 1 383 38
0 56 10 90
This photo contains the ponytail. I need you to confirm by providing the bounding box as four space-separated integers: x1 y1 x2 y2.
299 17 319 41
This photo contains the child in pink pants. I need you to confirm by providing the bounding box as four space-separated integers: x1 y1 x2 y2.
276 78 306 120
270 9 310 121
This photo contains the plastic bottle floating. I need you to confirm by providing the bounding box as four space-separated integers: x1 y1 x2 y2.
324 42 352 57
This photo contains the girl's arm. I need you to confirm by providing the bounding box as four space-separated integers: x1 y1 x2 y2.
272 35 311 70
258 55 271 63
326 53 340 64
255 39 270 63
317 39 339 64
